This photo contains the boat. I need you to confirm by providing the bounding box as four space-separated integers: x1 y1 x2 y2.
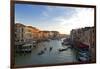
76 44 90 62
21 44 33 53
77 51 90 62
62 42 70 45
32 41 37 47
58 48 68 52
38 51 44 55
61 38 70 45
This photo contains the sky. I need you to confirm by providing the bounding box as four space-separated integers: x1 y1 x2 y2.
15 4 94 34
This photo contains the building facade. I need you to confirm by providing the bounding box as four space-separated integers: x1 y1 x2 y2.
15 23 60 43
70 27 96 62
15 23 25 44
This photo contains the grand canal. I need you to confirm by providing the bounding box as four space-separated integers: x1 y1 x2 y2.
15 39 77 66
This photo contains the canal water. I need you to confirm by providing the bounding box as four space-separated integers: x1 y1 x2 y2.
15 40 77 66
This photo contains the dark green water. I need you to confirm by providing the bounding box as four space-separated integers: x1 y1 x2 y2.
15 40 77 66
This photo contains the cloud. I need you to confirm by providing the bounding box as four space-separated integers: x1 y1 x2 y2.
42 6 76 20
42 11 49 17
28 6 94 35
67 8 94 28
56 8 94 34
45 7 94 34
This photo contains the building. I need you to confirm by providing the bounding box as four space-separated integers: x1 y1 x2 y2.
15 23 25 52
15 23 25 44
23 26 34 43
25 26 40 42
15 23 60 43
70 27 95 47
42 31 50 40
70 27 96 62
50 31 60 39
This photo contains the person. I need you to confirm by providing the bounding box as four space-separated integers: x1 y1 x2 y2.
44 48 47 51
49 47 52 52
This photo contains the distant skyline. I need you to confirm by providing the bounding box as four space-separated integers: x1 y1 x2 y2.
15 4 94 34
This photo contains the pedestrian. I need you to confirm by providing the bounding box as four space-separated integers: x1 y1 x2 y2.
44 48 47 51
49 47 52 52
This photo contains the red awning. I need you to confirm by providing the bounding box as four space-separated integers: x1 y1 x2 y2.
78 42 89 48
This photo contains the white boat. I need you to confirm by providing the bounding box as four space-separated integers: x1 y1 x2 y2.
21 44 33 53
32 41 37 47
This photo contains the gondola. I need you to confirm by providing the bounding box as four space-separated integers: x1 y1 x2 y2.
38 51 44 55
